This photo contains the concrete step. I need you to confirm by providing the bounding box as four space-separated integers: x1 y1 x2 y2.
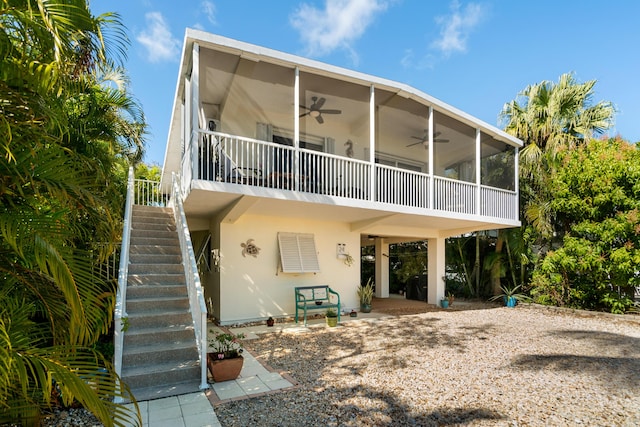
132 205 172 215
121 360 201 391
130 229 177 240
126 295 190 312
129 253 182 265
123 325 195 347
127 263 184 275
127 284 188 299
129 236 180 247
123 341 199 366
127 311 192 329
127 272 186 286
129 244 181 255
131 221 176 232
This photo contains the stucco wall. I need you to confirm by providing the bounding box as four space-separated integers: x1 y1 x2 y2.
212 214 360 324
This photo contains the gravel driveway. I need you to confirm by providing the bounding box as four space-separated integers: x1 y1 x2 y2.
216 305 640 427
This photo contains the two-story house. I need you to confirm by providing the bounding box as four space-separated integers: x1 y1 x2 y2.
161 29 521 325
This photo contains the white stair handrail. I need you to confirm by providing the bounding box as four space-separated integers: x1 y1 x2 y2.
114 166 134 402
171 172 209 390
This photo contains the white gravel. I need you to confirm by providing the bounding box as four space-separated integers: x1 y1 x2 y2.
215 305 640 427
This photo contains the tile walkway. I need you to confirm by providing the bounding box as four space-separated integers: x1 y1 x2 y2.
125 392 220 427
123 326 298 426
124 312 392 426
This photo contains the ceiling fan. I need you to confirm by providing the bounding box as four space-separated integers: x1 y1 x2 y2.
300 96 341 124
406 128 449 147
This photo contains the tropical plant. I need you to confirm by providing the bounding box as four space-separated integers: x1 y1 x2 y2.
500 72 615 246
325 308 338 318
0 1 144 424
489 284 530 305
528 138 640 313
496 73 616 310
446 291 455 306
208 331 245 359
357 278 374 305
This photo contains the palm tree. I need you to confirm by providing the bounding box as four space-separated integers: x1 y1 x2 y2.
500 72 615 173
497 73 615 290
1 1 143 424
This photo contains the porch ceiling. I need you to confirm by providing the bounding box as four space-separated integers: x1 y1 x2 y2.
182 184 516 239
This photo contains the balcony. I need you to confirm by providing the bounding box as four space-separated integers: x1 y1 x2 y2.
184 130 518 222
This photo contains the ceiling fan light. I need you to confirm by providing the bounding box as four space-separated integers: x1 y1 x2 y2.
310 110 320 118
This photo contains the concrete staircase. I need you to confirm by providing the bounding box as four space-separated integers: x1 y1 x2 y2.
121 205 201 402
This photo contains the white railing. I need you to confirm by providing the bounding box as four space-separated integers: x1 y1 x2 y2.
481 185 518 221
300 149 370 199
197 131 371 198
376 164 430 208
433 176 476 215
114 167 134 403
171 173 209 391
194 130 518 221
134 178 169 206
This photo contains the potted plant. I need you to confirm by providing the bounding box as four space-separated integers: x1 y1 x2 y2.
489 284 530 307
447 291 455 307
207 330 245 382
325 308 338 327
357 278 374 313
440 297 449 308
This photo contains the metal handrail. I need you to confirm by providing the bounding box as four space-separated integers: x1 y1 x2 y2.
171 172 209 390
113 166 134 403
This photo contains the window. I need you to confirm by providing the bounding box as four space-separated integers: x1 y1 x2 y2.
375 152 425 172
277 232 320 273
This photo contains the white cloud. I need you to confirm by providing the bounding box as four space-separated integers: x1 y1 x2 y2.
201 0 217 25
290 0 389 59
400 48 414 68
430 1 485 56
137 12 181 63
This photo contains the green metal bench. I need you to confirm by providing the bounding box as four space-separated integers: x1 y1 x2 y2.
295 285 341 326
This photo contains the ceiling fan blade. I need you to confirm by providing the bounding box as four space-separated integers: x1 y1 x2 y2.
434 138 449 143
314 97 326 109
316 115 324 124
406 141 422 147
300 104 309 110
299 112 310 118
319 109 341 115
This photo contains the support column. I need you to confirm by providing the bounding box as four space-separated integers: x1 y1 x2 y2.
427 237 446 305
190 43 200 180
374 238 389 298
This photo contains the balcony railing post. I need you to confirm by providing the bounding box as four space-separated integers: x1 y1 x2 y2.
475 128 481 216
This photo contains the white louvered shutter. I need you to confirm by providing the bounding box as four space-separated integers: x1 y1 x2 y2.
278 232 320 273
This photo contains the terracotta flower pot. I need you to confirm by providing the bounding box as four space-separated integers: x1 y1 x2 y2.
207 354 244 382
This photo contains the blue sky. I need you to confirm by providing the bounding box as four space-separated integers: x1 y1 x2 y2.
92 1 640 166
